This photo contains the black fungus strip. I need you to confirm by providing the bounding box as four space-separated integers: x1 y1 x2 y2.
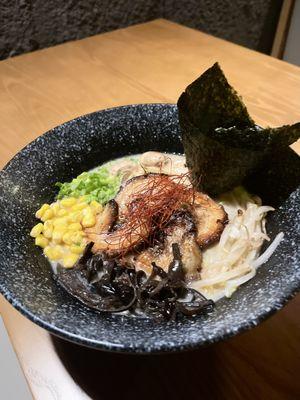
55 243 214 320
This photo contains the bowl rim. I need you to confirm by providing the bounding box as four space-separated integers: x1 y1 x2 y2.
0 103 299 354
2 277 299 354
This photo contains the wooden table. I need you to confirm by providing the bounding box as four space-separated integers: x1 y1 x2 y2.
0 19 299 400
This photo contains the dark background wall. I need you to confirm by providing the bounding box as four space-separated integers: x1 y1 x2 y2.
0 0 283 60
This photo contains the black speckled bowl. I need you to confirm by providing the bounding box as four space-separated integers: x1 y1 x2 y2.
0 104 299 353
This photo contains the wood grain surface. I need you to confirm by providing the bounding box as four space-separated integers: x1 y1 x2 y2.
0 19 299 400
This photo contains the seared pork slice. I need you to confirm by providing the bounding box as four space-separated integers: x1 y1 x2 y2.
192 193 228 248
86 199 149 256
124 213 202 281
115 174 227 248
85 200 118 244
87 176 158 256
91 221 149 255
114 174 160 217
87 173 227 258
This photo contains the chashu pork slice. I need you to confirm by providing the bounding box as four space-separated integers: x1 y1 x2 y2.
85 197 150 256
85 174 227 257
124 212 202 281
114 173 160 217
116 174 228 248
87 174 165 256
192 192 228 248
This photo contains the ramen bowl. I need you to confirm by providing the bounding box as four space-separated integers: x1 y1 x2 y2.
0 104 299 353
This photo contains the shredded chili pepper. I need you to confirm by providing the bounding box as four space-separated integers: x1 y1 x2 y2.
113 173 195 255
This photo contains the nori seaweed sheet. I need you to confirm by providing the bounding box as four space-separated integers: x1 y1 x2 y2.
245 146 300 207
178 62 300 195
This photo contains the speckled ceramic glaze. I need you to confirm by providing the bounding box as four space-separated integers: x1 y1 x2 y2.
0 104 299 353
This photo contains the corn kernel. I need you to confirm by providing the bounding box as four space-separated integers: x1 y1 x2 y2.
68 212 82 223
53 217 68 227
71 231 85 244
71 202 87 212
62 231 73 245
57 208 67 217
45 245 63 261
44 246 52 258
35 204 50 219
41 208 54 222
60 197 76 207
82 207 93 216
68 222 82 231
90 200 102 213
70 244 85 254
43 227 53 239
82 214 96 228
78 195 87 202
44 220 53 230
35 235 48 248
63 253 79 268
30 223 44 238
52 228 66 243
50 203 60 215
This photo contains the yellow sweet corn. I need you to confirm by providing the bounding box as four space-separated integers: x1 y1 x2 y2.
52 228 66 243
43 227 53 239
90 200 102 213
41 208 54 222
33 196 103 269
45 245 63 261
44 246 52 258
35 204 50 219
70 244 85 254
53 217 68 227
82 207 92 216
78 195 87 202
82 214 96 228
71 231 85 245
44 220 53 230
71 202 87 212
63 253 79 268
68 211 82 223
57 208 67 217
50 203 60 215
35 235 48 248
68 222 82 231
60 197 76 208
62 232 73 245
30 223 44 238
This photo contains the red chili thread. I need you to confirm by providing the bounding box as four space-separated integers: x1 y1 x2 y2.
112 172 195 255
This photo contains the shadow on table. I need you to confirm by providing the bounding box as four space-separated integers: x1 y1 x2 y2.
51 296 300 400
51 335 221 400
